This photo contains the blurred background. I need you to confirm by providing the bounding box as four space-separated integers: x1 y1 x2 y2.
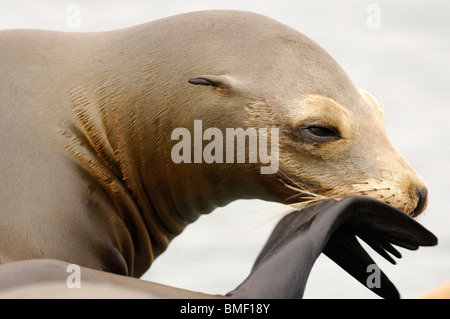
1 0 448 298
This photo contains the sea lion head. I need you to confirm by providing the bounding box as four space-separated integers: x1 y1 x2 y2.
263 90 429 218
183 11 428 217
62 11 428 272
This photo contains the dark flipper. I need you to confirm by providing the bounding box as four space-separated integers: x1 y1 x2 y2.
323 228 400 299
227 196 437 299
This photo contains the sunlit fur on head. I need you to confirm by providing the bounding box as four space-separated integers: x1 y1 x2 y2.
245 90 427 218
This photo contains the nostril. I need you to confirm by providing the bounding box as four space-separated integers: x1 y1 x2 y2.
412 187 428 217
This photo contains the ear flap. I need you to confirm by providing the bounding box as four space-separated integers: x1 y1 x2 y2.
188 75 234 90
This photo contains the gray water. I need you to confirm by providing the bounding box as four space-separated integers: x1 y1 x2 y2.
1 0 449 298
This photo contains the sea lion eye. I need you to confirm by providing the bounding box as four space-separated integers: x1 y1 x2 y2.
297 125 341 142
307 126 337 137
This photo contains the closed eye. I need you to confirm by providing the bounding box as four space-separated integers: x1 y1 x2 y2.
296 125 341 142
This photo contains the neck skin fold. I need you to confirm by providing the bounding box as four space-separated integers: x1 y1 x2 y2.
62 27 280 275
63 53 262 276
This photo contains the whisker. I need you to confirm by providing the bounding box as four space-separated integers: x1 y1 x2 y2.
225 210 293 245
278 170 315 194
279 178 325 200
212 181 394 252
284 191 318 201
282 182 392 213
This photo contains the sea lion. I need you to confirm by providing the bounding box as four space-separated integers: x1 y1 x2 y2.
0 10 429 277
0 197 437 299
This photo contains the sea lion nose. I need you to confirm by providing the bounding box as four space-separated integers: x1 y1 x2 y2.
411 187 428 217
